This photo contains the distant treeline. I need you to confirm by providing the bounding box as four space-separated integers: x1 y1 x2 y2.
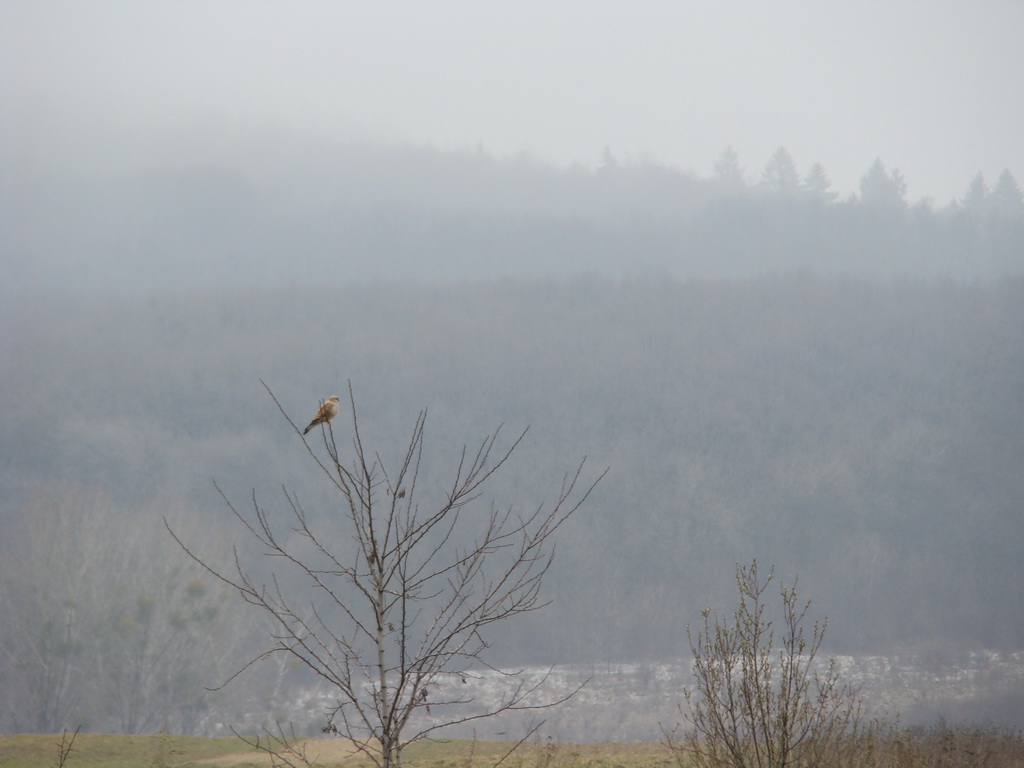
2 273 1022 733
7 143 1023 293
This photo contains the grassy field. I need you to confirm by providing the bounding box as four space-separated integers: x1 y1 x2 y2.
5 728 1023 768
0 733 676 768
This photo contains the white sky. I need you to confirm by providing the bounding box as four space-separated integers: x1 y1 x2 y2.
4 0 1023 203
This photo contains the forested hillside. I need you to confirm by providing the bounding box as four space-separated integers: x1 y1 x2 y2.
7 143 1024 294
3 274 1022 733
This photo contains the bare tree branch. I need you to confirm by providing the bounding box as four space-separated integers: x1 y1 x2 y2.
662 560 872 768
168 383 605 768
54 726 80 768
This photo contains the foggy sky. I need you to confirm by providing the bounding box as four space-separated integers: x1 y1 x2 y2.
3 0 1023 204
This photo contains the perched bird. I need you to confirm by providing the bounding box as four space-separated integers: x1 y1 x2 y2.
303 395 340 434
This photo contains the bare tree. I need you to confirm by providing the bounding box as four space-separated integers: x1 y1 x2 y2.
663 561 872 768
54 726 80 768
0 489 244 734
1 489 245 734
168 382 604 768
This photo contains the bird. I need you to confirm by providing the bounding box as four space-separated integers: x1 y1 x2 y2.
303 395 340 434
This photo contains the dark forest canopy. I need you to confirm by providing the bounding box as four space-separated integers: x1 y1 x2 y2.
3 273 1024 733
4 274 1023 659
5 143 1023 295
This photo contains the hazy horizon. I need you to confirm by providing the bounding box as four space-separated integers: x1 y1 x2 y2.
4 1 1023 204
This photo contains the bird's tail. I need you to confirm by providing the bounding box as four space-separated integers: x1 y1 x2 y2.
303 423 315 435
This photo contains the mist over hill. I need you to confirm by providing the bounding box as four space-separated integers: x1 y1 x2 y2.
4 140 1024 735
6 141 1023 295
